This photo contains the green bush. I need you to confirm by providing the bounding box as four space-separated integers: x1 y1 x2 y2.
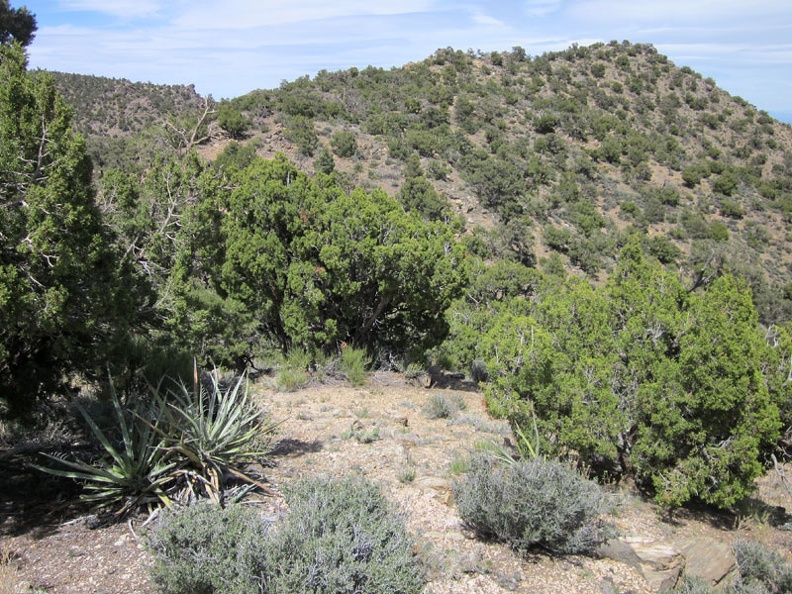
733 540 792 593
283 115 319 156
148 503 271 594
453 454 614 555
720 199 745 219
330 130 358 158
264 477 424 594
36 385 174 516
712 170 739 196
217 102 251 139
314 146 335 174
423 393 464 419
148 477 423 594
276 350 312 392
338 345 368 386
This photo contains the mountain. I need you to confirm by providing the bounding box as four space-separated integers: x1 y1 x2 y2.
50 40 792 324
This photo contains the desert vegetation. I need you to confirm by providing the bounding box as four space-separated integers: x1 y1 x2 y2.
3 2 792 591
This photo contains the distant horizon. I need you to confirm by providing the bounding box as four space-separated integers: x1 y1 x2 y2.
23 1 792 123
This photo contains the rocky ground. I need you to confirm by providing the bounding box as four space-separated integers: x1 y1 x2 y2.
2 372 791 593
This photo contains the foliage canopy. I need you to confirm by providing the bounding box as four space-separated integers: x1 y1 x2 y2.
169 154 468 366
0 44 140 417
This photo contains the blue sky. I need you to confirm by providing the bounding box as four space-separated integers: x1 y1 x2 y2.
23 1 792 122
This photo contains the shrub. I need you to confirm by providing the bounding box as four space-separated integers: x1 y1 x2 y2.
330 130 357 158
453 454 614 555
275 350 312 392
673 575 717 593
424 393 463 419
314 146 335 174
264 476 424 594
217 103 251 139
720 199 745 219
147 503 271 594
733 540 792 593
682 165 704 188
338 345 369 386
148 477 423 594
342 421 380 444
283 115 319 156
712 171 739 196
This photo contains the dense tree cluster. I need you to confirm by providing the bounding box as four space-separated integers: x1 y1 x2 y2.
0 37 468 416
440 239 792 507
167 154 468 367
0 44 141 417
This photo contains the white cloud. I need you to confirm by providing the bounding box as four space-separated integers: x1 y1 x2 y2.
58 0 163 18
523 0 564 17
472 13 506 27
173 0 434 29
566 0 791 24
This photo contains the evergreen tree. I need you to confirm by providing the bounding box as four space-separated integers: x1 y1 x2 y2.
466 239 783 508
0 44 139 417
170 154 468 365
0 1 36 47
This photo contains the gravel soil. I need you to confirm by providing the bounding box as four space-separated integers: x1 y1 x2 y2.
2 372 791 593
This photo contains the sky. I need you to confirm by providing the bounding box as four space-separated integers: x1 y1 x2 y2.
21 1 792 123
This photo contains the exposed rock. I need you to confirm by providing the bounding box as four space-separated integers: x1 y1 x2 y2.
598 538 643 570
415 476 454 504
677 537 737 589
601 535 738 592
601 537 686 592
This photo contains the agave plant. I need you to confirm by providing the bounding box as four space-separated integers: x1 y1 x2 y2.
155 371 276 502
33 387 177 517
476 410 542 465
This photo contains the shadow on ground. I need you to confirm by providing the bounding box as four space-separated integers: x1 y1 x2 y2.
0 445 90 538
270 438 323 458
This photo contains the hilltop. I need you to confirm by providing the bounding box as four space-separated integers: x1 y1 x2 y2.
50 41 792 323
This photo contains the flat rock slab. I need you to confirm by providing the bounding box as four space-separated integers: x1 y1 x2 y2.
626 537 686 592
677 537 737 588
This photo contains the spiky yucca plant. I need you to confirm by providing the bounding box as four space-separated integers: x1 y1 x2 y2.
34 388 177 516
156 372 276 502
36 368 276 516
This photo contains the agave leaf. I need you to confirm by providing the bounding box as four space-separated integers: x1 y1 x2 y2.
35 385 179 515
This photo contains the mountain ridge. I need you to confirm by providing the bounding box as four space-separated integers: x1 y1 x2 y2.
49 40 792 324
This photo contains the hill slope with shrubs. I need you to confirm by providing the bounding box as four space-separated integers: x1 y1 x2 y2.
4 33 792 592
18 40 789 510
52 41 792 323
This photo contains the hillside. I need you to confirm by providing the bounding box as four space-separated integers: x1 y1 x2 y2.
48 71 207 171
51 40 792 324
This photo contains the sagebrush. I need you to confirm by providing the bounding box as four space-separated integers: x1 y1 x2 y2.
453 454 614 555
148 503 271 594
147 476 424 594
